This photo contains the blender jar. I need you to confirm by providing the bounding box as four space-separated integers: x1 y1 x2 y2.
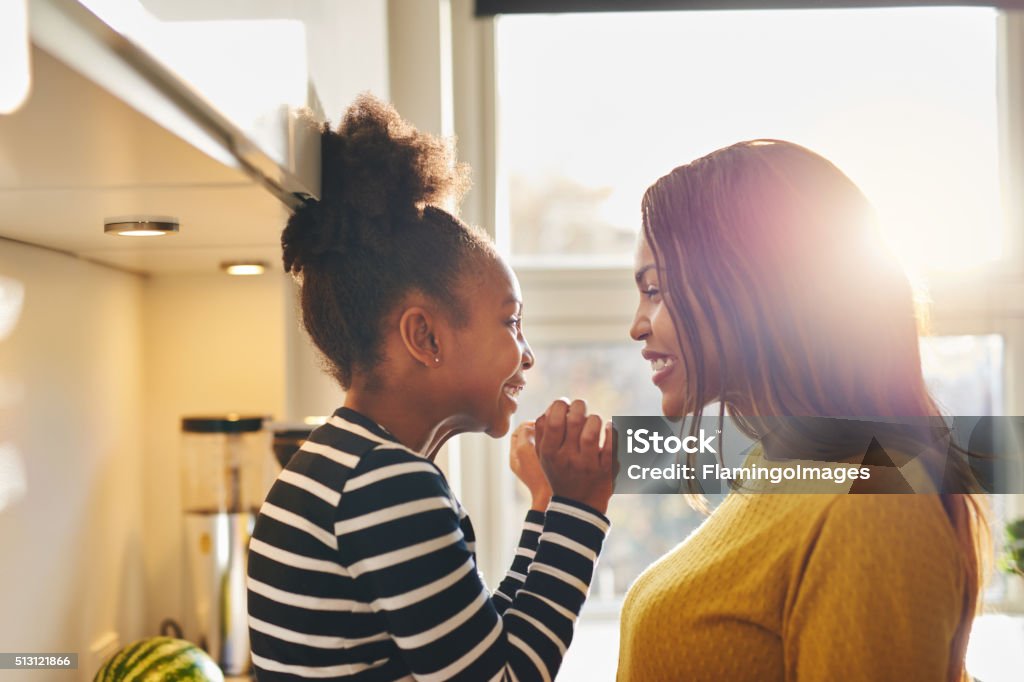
180 415 270 676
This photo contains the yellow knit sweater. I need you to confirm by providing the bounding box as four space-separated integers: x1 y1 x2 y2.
616 493 965 681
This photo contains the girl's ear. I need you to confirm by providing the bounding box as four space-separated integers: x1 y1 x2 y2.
398 306 443 368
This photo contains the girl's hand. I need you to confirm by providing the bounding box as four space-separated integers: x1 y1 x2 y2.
510 421 552 511
535 399 615 514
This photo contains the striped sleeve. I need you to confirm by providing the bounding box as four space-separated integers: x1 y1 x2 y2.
492 510 545 612
335 447 609 681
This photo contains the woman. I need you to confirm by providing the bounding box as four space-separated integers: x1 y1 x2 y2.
617 140 989 681
247 95 615 681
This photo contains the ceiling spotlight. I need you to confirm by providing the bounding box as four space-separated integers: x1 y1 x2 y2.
221 261 268 276
104 215 179 237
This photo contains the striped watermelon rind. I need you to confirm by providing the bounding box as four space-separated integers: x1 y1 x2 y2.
93 637 224 682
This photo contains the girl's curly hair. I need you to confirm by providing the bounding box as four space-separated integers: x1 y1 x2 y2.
281 94 493 389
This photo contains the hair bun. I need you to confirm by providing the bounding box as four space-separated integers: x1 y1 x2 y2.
282 94 470 273
280 197 326 273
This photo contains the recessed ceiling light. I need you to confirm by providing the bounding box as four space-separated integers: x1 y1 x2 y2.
221 261 268 276
104 215 179 237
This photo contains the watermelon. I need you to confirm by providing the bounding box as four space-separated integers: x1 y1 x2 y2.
93 637 224 682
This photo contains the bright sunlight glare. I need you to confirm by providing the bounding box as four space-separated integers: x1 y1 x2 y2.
497 8 1002 278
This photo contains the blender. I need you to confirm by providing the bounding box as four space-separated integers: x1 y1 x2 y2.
180 415 272 677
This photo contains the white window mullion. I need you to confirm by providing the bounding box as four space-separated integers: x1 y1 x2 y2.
997 10 1024 277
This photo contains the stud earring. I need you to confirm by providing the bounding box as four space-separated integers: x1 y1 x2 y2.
433 356 440 364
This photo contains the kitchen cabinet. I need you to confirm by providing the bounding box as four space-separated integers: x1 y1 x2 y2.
0 0 321 274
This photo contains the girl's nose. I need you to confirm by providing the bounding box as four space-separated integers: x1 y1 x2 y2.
521 340 535 370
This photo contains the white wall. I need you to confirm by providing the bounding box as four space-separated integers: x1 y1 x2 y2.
141 272 287 639
0 240 146 681
0 241 294 679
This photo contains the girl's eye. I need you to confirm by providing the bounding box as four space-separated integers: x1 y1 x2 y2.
643 286 661 300
507 316 522 331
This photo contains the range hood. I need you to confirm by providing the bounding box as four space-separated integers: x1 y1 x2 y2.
0 0 322 274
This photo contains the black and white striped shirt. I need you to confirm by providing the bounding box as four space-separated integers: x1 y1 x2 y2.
247 407 610 681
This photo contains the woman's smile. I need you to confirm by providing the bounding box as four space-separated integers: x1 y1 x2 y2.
642 349 677 386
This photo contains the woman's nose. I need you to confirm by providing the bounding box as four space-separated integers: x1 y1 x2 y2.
630 310 650 342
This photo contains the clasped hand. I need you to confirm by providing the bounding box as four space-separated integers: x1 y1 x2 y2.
510 399 616 514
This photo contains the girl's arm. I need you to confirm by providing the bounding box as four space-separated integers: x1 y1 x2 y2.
490 421 552 611
491 509 545 612
336 445 609 681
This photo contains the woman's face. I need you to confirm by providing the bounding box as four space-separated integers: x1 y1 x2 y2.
447 257 534 437
629 237 722 419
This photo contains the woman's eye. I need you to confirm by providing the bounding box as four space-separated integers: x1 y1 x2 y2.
643 286 660 300
507 316 522 331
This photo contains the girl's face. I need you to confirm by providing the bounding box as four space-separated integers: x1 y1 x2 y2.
629 237 722 419
447 257 534 437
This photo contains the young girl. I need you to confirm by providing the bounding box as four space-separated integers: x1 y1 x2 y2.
247 95 614 681
617 140 989 681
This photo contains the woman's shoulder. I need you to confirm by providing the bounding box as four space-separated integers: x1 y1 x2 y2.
734 491 956 537
718 493 962 581
751 493 960 556
795 495 964 592
818 494 957 542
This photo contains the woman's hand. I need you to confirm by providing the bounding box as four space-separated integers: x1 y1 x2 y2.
509 421 552 512
535 399 616 514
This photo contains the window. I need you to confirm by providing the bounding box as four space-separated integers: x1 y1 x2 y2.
920 334 1005 417
498 8 1005 279
477 6 1024 680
